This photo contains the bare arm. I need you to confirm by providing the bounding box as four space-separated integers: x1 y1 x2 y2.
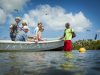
60 29 66 40
9 25 13 32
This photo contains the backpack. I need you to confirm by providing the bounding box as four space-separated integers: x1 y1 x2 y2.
71 29 76 38
10 24 18 34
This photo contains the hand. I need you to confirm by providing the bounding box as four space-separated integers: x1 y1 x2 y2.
59 37 63 40
34 40 38 43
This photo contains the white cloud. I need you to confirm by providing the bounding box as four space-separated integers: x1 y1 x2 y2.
0 8 7 25
0 0 30 25
8 14 15 24
0 0 29 12
23 4 92 32
0 2 92 32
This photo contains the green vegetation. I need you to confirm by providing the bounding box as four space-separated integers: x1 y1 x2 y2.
73 39 100 50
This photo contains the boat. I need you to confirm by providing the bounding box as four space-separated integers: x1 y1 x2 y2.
0 39 64 51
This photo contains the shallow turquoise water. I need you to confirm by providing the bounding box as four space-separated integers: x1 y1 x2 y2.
0 50 100 75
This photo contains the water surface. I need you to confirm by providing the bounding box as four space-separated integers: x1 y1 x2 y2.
0 50 100 75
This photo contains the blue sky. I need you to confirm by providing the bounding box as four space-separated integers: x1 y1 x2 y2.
0 0 100 40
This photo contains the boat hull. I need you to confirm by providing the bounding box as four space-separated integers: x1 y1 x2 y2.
0 40 64 51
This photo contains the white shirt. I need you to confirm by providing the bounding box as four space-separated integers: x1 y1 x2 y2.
34 27 39 35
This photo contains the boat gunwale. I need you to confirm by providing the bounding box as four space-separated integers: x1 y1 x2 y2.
0 40 63 44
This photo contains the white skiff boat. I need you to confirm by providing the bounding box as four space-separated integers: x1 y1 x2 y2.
0 39 64 51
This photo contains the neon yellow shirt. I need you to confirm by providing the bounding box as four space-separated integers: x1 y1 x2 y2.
64 28 74 40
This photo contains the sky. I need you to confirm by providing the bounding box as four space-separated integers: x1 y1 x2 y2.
0 0 100 40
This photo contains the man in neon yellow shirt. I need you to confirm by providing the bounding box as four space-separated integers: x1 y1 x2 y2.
61 23 74 52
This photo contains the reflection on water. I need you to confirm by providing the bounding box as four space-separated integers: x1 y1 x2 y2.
0 50 100 75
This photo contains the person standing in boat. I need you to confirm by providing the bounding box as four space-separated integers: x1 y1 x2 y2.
16 26 29 41
9 17 21 41
60 23 76 52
